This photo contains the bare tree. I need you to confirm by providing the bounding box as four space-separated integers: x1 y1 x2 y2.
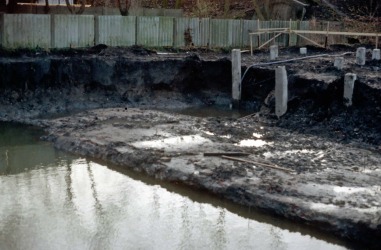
162 0 168 8
224 0 230 16
175 0 182 9
252 0 270 20
65 0 86 14
44 0 50 14
117 0 131 16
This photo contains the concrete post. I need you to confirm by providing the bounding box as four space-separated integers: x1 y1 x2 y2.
231 49 241 108
300 47 307 55
344 73 357 107
356 47 366 65
372 49 380 60
275 66 288 117
334 57 344 70
270 45 278 60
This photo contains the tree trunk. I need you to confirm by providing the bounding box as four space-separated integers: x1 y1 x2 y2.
117 0 130 16
224 0 230 17
44 0 50 14
252 0 265 20
162 0 168 8
65 0 86 14
175 0 182 9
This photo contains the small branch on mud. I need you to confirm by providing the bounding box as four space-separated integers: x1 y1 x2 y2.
221 155 294 173
237 113 257 120
204 152 250 157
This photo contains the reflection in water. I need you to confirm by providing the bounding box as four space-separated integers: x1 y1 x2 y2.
0 123 350 250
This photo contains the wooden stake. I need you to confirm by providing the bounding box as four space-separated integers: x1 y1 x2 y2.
204 152 250 157
325 21 330 48
257 19 261 48
258 32 285 49
221 155 294 173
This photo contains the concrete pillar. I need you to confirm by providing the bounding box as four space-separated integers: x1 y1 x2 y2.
270 45 279 60
344 73 357 107
275 66 288 117
300 47 307 55
372 49 380 60
334 57 344 70
231 49 241 108
356 47 366 65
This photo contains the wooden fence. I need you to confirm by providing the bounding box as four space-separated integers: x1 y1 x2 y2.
2 14 368 50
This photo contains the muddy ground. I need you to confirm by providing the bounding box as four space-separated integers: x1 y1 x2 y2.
0 45 380 248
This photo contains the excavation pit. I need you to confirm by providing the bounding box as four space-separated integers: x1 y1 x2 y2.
0 45 380 249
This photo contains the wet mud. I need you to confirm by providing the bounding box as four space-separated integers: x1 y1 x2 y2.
0 45 380 248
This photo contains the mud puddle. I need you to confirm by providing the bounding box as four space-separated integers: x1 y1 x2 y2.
0 122 354 250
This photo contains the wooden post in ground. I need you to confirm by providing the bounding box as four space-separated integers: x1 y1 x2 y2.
334 57 344 70
257 19 260 48
372 49 380 60
231 49 241 108
344 73 357 107
275 66 288 117
270 45 278 60
356 47 366 65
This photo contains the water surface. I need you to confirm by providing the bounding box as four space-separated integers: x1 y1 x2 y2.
0 122 351 250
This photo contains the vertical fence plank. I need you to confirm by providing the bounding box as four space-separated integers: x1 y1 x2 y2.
279 21 289 47
2 14 50 48
136 16 159 47
229 19 243 47
0 14 3 46
199 18 210 47
289 20 298 46
53 15 94 48
159 17 174 47
174 17 188 47
210 19 226 47
261 21 271 45
242 20 258 47
298 21 310 46
78 16 95 47
96 16 136 46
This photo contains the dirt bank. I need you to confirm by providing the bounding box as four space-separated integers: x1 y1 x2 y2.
0 45 380 248
38 107 380 249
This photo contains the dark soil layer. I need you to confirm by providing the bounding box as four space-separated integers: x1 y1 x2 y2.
0 45 380 249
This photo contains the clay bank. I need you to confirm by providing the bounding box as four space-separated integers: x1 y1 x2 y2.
0 46 380 248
